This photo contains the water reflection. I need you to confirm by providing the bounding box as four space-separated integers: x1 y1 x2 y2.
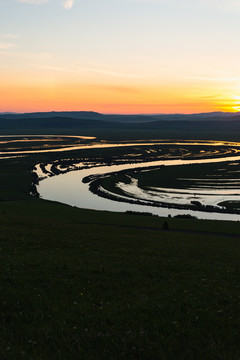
1 135 240 155
37 154 240 221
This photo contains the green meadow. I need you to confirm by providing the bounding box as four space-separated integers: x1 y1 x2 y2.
1 136 240 359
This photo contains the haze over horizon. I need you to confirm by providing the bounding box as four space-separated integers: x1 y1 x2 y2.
1 0 240 114
1 110 240 116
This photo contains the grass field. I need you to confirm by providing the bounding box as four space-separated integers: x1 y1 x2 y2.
1 135 240 359
2 199 240 359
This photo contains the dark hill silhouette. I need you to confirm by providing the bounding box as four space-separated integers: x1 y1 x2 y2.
1 111 240 124
0 111 103 120
1 115 240 134
1 111 240 139
104 113 240 123
0 116 111 129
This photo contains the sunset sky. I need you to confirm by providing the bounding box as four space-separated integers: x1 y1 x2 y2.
1 0 240 114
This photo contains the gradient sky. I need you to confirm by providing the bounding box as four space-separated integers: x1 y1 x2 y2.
1 0 240 114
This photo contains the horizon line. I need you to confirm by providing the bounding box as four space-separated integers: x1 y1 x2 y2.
1 110 240 116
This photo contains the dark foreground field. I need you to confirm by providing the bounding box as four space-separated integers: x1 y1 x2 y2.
1 199 240 360
1 135 240 359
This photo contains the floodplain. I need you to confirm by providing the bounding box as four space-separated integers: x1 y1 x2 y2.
1 133 240 359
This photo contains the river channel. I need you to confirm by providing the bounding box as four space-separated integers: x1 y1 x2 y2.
3 135 240 220
37 148 240 221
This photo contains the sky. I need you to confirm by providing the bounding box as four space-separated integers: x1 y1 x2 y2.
0 0 240 114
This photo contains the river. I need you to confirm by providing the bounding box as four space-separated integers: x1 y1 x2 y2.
37 151 240 221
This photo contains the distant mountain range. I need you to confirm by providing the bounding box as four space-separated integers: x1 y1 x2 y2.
1 111 240 123
1 111 240 134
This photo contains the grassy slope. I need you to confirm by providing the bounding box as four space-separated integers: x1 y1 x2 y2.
2 199 240 360
1 139 240 359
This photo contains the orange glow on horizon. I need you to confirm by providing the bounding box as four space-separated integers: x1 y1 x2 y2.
3 0 240 117
1 76 239 114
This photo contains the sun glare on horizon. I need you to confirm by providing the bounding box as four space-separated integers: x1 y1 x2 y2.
230 95 240 112
1 0 240 114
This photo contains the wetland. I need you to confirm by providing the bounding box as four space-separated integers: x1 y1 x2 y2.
2 135 240 220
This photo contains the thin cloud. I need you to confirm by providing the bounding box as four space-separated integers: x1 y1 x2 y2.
199 94 222 99
200 0 240 12
0 50 54 59
32 63 75 72
93 85 142 94
0 33 20 39
0 42 16 50
18 0 75 9
64 0 74 9
123 0 240 11
18 0 48 4
86 67 144 78
186 76 240 82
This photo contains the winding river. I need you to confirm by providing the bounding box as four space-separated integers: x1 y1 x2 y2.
37 152 240 222
2 135 240 221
